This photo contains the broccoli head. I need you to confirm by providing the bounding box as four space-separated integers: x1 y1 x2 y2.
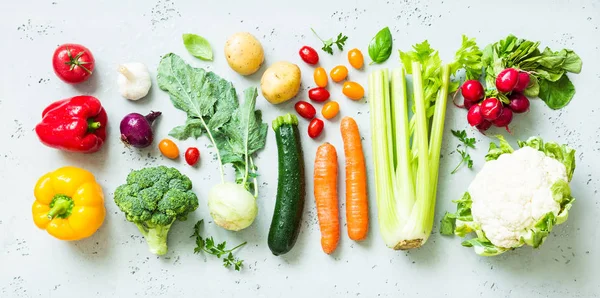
114 166 199 255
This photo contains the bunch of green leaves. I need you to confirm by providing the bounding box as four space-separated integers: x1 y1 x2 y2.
440 136 576 256
157 53 268 196
310 28 348 54
482 35 582 109
368 27 393 64
450 130 476 174
192 220 246 271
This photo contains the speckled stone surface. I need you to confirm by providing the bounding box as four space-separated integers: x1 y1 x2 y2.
1 0 599 297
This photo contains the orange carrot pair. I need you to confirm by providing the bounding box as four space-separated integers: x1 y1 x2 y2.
313 117 368 254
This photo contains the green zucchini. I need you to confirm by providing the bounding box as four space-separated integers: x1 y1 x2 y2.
268 114 305 256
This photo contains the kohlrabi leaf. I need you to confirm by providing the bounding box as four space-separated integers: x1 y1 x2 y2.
169 117 205 140
485 135 514 161
214 87 268 192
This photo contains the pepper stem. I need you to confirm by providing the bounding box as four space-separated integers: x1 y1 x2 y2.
47 195 74 219
87 119 102 132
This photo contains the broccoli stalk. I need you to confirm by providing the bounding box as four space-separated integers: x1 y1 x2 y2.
114 166 199 256
135 222 173 255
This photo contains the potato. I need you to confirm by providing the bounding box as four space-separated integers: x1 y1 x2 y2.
260 61 301 105
224 32 264 76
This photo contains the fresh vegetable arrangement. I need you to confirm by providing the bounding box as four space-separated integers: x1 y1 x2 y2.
441 136 576 256
32 21 585 270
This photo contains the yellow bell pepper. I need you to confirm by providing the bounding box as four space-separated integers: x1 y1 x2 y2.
32 166 106 240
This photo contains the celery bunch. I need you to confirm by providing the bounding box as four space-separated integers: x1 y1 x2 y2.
368 37 482 249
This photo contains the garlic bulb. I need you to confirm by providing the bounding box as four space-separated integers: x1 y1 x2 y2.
117 63 151 101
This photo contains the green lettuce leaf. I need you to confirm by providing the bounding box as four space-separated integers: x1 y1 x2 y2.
485 135 514 161
461 238 507 257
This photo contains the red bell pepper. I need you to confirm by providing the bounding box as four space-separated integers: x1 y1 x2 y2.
35 96 107 153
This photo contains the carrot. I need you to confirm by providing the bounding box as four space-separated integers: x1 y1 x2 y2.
340 117 369 241
313 143 340 254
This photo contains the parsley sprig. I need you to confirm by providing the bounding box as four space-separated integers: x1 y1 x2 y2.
191 220 247 271
451 130 476 174
310 28 348 55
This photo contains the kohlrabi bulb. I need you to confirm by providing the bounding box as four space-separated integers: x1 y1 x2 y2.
208 182 257 231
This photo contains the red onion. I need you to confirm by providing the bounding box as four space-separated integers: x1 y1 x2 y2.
120 111 161 148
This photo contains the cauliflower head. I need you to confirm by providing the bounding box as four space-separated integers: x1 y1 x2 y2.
441 136 576 256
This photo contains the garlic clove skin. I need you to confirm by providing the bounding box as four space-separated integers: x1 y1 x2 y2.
117 62 152 101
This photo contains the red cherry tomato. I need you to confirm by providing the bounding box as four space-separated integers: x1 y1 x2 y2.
299 46 319 65
52 43 95 84
185 147 200 166
294 101 316 119
308 118 324 138
308 87 330 102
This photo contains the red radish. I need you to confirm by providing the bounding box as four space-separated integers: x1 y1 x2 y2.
467 105 484 127
513 72 531 93
495 68 520 93
461 80 485 102
508 93 530 113
464 99 476 110
476 120 492 132
294 101 317 119
492 108 513 129
480 98 503 121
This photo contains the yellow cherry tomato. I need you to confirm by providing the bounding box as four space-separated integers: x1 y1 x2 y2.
330 65 348 83
347 48 364 69
321 101 340 120
342 81 365 100
159 139 179 159
313 67 328 88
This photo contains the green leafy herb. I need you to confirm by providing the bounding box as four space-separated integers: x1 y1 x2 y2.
311 28 348 55
192 220 246 271
157 53 267 195
482 34 582 110
182 34 213 61
451 130 476 174
368 27 393 64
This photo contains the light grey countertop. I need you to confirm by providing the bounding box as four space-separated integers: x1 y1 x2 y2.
1 0 599 297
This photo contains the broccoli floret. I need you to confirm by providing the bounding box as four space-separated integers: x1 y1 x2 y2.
114 166 199 255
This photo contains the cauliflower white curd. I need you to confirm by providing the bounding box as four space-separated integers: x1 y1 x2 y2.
468 146 568 248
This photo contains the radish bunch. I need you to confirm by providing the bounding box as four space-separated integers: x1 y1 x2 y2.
461 68 531 132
